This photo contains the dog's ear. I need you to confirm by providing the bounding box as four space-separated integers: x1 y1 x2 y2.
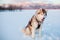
35 9 40 14
36 8 44 14
42 8 47 13
42 8 47 16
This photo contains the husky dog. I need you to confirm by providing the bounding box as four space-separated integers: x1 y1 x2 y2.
22 8 47 39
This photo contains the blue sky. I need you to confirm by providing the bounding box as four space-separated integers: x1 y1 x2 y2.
0 0 60 4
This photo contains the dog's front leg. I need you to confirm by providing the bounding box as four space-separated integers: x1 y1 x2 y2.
31 28 35 40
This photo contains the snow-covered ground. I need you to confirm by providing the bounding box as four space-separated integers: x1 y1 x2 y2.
0 10 60 40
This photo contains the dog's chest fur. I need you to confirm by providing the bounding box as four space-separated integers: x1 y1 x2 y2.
31 14 45 29
31 16 38 29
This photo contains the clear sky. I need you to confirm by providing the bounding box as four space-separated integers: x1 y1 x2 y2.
0 0 60 4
